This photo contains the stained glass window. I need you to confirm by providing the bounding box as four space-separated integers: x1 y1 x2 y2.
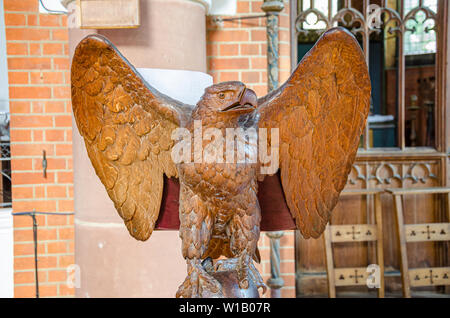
404 0 437 55
300 0 339 30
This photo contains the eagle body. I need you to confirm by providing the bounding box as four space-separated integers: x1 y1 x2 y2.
177 114 261 263
71 28 371 298
178 162 260 259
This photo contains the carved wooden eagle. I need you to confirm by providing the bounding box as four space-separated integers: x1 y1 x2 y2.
71 27 371 298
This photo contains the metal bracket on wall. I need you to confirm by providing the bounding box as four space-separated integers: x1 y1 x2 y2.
211 13 269 27
42 150 47 178
11 211 75 298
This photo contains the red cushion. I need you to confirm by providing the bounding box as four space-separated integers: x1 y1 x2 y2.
155 173 296 231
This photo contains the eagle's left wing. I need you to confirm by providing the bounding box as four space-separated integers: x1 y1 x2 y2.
257 27 371 238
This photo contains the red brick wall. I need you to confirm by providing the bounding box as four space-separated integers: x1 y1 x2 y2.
4 0 74 297
206 0 296 298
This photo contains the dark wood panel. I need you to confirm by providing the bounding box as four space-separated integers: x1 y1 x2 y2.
386 66 436 147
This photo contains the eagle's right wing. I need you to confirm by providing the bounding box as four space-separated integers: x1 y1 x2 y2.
71 35 192 241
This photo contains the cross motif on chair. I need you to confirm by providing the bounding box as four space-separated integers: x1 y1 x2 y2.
421 225 436 240
349 269 364 284
346 226 361 240
424 269 439 285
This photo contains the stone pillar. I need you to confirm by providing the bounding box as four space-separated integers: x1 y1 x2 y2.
261 0 285 298
266 231 284 298
261 0 284 92
65 0 210 297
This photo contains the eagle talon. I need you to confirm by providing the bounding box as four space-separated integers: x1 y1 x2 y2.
238 278 249 289
213 257 266 293
248 261 267 294
214 257 239 272
177 260 224 298
202 257 214 273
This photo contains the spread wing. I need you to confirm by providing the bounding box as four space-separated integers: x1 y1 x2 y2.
71 34 192 241
257 27 371 238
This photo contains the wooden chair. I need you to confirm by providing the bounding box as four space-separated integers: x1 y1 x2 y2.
386 187 450 298
324 189 385 298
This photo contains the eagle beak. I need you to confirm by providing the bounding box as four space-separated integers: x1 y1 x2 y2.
221 88 258 112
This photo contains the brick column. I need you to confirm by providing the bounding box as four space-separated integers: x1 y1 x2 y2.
4 0 74 297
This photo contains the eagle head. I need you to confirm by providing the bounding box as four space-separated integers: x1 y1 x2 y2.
195 81 258 120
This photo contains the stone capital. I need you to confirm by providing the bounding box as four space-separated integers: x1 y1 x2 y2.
266 231 285 240
62 0 211 13
261 0 285 14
